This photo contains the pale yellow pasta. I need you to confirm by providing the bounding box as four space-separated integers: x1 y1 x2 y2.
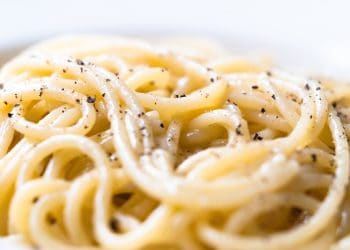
0 35 349 250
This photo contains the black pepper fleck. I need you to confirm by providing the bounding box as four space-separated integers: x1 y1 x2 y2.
76 59 85 65
109 218 119 232
235 124 242 135
87 96 96 103
253 133 263 141
311 154 317 162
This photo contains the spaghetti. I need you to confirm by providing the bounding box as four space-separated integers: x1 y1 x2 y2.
0 36 350 250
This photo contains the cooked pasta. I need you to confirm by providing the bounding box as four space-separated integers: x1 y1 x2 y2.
0 36 350 250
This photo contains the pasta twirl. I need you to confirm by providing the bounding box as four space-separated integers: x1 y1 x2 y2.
0 36 349 250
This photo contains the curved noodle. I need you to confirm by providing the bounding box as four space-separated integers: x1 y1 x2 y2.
0 35 349 250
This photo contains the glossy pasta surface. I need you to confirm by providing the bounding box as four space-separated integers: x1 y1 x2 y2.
0 36 350 250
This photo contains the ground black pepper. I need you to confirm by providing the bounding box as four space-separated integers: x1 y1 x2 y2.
87 96 96 103
311 153 317 162
76 59 85 65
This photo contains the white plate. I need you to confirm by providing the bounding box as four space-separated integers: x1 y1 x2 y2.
1 35 349 82
0 0 350 80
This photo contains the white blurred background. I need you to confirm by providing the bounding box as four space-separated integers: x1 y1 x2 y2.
0 0 349 79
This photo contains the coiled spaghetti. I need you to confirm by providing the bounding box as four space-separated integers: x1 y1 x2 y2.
0 36 350 250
